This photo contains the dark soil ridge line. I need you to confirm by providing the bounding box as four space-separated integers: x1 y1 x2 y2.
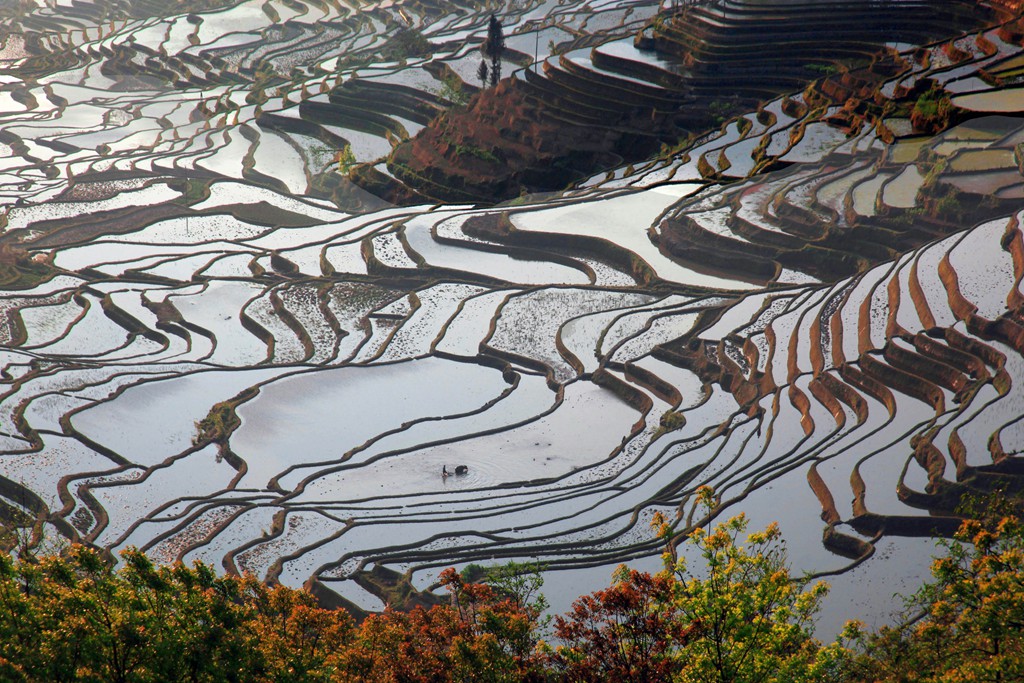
269 286 315 362
347 512 666 583
48 360 266 529
106 461 252 554
0 471 77 540
322 468 683 572
403 221 584 285
24 184 332 253
238 294 277 364
653 225 1019 537
348 288 421 365
428 216 608 287
224 507 290 577
357 232 522 292
99 292 170 348
595 292 719 360
277 374 651 520
1 291 72 348
266 518 355 587
140 293 201 352
463 212 668 291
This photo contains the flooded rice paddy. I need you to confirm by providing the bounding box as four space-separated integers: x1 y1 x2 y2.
1 0 1023 630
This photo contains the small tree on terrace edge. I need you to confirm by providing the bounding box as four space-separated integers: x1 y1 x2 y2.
483 14 505 88
477 59 489 88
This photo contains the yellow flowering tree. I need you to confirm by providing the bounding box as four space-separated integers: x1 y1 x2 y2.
550 487 845 683
655 488 841 683
845 510 1024 682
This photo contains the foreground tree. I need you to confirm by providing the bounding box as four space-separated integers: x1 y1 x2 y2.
549 487 842 683
549 567 687 682
9 495 1024 682
0 545 545 682
844 509 1024 682
658 507 836 683
0 546 269 682
440 565 548 680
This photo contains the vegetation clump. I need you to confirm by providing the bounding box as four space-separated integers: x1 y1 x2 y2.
0 244 52 289
658 409 686 433
804 63 840 76
1 489 1022 681
337 144 357 174
437 73 470 108
910 88 956 134
380 28 432 64
193 400 240 447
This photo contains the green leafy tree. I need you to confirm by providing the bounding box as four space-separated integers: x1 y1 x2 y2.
551 487 841 683
337 144 356 174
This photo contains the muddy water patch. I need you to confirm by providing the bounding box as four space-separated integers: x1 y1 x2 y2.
881 166 924 209
952 86 1024 112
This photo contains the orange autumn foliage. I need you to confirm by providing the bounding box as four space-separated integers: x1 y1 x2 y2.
0 546 545 682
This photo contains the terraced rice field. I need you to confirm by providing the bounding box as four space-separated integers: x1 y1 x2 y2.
2 0 1024 631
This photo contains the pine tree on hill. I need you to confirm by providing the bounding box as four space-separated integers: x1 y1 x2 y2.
477 59 488 88
483 14 504 88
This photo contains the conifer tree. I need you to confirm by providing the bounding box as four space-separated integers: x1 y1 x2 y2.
483 14 504 88
477 59 489 88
